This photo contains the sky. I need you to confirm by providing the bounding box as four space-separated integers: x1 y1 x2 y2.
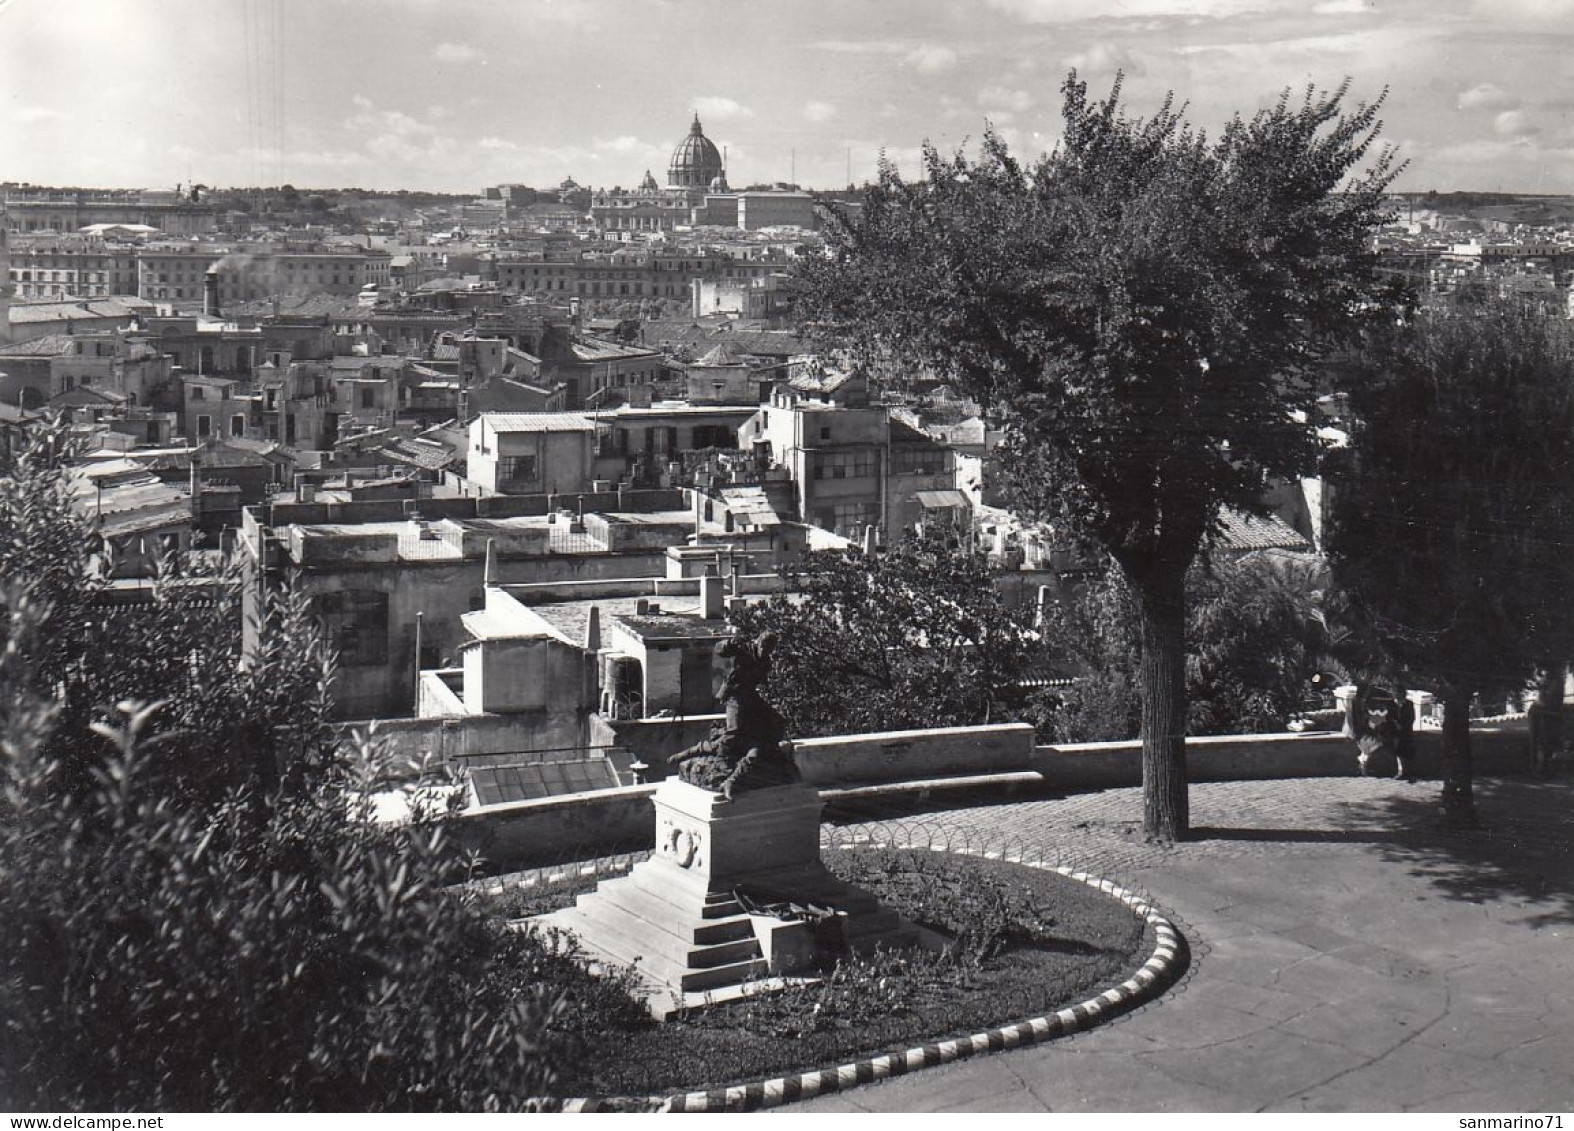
3 0 1574 195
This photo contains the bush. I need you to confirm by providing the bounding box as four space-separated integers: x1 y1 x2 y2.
0 421 574 1111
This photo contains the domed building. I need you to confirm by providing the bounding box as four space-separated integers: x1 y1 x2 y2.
668 114 725 192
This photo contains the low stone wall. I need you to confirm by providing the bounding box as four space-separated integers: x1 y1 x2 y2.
450 718 1537 872
1032 718 1532 790
791 724 1037 786
455 784 659 870
337 711 588 779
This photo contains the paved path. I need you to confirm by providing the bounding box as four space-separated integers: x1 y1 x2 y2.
791 772 1574 1113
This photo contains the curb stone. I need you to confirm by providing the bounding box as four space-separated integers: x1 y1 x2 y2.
554 847 1190 1113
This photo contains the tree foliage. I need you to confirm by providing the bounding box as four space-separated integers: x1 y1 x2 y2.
0 421 599 1109
1323 299 1574 820
794 74 1398 838
1040 551 1336 743
0 419 334 806
729 535 1044 738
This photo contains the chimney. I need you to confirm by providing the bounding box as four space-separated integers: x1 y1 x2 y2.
700 568 724 621
483 537 497 586
204 267 221 318
584 604 601 652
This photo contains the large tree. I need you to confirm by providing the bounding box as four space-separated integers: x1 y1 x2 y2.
794 75 1397 839
1323 300 1574 822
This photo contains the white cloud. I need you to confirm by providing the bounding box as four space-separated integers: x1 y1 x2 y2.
986 0 1270 22
346 98 436 138
1495 109 1539 137
237 145 366 172
803 101 837 123
1458 83 1517 111
809 39 955 73
1312 0 1372 12
1063 41 1144 76
11 106 61 124
1467 0 1574 30
978 86 1034 113
434 42 481 63
693 96 753 121
906 44 957 73
596 135 648 153
478 136 518 151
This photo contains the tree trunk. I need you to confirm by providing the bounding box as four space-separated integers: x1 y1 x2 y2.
1130 562 1190 842
1439 685 1476 824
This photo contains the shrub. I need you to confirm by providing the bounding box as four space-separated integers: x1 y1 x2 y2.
0 421 575 1111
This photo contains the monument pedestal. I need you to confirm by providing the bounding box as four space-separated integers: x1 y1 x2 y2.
535 779 923 1018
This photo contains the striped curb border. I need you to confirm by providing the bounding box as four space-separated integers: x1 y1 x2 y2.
557 846 1188 1113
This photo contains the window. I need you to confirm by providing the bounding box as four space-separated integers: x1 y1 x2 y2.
892 446 951 476
820 425 832 441
829 501 877 535
230 414 246 437
316 589 389 667
360 387 376 409
497 454 537 485
196 415 212 438
814 449 878 480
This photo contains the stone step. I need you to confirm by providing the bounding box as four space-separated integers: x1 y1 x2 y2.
550 907 771 995
676 954 773 993
578 872 756 945
567 896 767 972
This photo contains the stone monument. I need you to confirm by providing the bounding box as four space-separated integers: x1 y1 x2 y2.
534 630 926 1018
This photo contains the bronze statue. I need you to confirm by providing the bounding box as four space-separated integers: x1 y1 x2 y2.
667 630 799 799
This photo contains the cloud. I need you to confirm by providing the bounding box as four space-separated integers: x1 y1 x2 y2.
237 145 366 172
1063 41 1144 76
978 86 1034 113
1458 83 1518 111
1312 0 1372 11
10 106 61 124
693 96 753 120
1495 109 1539 137
810 40 956 73
986 0 1269 22
478 136 518 151
803 101 837 123
596 135 649 153
346 97 436 138
1467 0 1574 29
434 42 481 63
906 44 957 73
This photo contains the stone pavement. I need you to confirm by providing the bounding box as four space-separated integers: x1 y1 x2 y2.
791 772 1574 1113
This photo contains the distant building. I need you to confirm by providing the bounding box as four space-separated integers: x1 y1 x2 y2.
1 190 215 236
668 114 727 194
240 488 695 718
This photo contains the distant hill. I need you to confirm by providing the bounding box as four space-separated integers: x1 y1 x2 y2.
1394 191 1574 225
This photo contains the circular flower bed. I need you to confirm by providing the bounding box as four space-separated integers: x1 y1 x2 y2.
481 846 1185 1108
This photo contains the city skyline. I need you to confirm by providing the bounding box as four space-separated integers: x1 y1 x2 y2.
3 0 1574 195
